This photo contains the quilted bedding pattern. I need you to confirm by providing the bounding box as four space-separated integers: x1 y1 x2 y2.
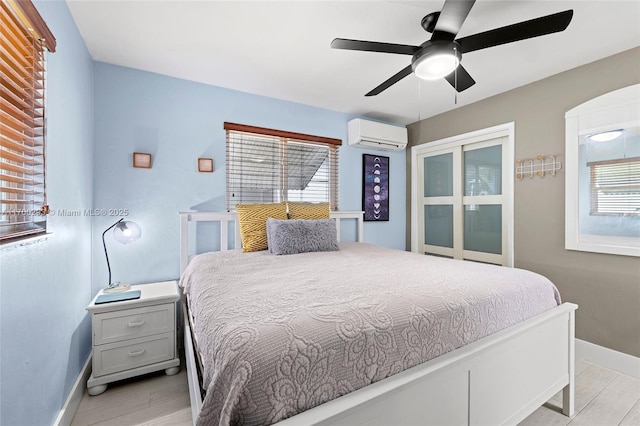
179 243 561 426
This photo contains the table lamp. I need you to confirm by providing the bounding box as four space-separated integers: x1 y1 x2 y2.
102 218 141 293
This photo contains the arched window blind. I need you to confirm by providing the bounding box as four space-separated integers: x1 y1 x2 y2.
224 122 341 211
1 0 55 242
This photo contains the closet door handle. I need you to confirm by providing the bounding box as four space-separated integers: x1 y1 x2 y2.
128 320 145 327
128 349 145 357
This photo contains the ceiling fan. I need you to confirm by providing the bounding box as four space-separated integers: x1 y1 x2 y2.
331 0 573 97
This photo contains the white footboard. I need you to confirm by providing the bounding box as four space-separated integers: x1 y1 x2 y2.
276 302 576 426
183 301 576 426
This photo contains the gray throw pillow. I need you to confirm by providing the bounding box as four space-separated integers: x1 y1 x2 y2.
266 218 339 255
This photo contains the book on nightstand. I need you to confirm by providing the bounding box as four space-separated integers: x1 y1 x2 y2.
95 290 141 304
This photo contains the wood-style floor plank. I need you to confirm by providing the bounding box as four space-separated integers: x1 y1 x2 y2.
518 402 572 426
549 363 620 411
568 373 640 426
71 369 190 426
620 399 640 426
136 408 192 426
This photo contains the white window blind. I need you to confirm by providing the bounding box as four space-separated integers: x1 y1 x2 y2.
589 157 640 216
224 122 340 211
1 0 55 242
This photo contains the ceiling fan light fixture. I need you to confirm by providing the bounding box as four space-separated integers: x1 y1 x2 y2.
589 129 623 142
412 41 462 81
414 53 459 80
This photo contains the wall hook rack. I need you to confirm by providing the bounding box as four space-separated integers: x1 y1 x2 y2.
516 155 562 180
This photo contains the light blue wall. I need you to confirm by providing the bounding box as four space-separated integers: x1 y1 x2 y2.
93 63 406 286
0 1 94 425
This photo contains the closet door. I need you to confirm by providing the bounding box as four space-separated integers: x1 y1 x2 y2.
418 149 461 259
415 135 510 266
462 138 508 265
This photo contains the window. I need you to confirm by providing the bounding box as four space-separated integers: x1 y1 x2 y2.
565 84 640 257
1 0 55 242
224 122 341 211
588 157 640 216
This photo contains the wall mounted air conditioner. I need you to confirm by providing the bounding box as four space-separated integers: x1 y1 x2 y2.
348 118 408 151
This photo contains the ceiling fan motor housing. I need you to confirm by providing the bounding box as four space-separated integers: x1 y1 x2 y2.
412 40 462 80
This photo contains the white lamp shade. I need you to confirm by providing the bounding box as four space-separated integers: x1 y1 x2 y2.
113 221 142 244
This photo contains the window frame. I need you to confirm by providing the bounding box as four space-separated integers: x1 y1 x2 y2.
565 84 640 257
223 122 341 211
0 0 55 243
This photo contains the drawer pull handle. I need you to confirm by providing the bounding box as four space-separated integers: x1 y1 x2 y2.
128 320 145 327
128 349 145 357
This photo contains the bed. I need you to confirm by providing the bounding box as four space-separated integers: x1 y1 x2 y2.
179 210 577 426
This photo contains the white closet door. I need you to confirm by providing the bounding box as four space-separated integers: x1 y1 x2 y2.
418 148 460 258
416 135 509 266
461 138 508 265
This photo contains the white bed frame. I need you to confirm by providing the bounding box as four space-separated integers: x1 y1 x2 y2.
179 211 577 426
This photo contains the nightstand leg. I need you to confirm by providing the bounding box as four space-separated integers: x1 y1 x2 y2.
165 366 180 376
88 384 107 396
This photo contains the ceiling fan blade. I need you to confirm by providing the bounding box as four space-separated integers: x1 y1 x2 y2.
331 38 420 55
432 0 476 40
444 64 475 92
365 65 413 97
456 9 574 54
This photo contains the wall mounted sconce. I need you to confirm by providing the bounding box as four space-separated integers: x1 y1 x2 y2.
198 158 214 173
133 152 152 169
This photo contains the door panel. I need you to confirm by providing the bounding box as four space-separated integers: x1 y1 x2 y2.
425 205 454 248
464 204 502 255
464 144 502 196
424 153 454 197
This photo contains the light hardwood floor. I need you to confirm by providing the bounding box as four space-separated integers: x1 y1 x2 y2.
71 359 639 425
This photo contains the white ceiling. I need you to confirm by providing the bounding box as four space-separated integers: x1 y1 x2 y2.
66 0 640 125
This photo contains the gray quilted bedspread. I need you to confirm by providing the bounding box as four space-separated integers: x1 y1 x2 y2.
179 243 561 426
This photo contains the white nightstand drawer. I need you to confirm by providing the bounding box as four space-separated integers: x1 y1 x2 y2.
93 303 175 345
92 332 175 377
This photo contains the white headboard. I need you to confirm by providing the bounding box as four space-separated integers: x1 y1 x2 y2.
179 211 364 275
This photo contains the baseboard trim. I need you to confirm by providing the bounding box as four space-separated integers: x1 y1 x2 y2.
54 353 92 426
576 339 640 379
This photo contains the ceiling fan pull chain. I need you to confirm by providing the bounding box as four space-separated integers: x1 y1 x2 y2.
418 79 422 122
454 46 458 104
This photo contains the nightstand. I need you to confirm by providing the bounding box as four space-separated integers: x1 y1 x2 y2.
86 280 180 396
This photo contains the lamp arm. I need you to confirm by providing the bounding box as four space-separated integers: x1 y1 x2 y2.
102 218 124 287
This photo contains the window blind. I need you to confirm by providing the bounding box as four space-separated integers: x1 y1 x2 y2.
224 122 341 211
588 157 640 216
0 0 54 241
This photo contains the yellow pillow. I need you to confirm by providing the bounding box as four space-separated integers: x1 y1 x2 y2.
236 203 287 252
287 202 330 220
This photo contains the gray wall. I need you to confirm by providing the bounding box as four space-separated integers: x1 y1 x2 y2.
406 47 640 357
